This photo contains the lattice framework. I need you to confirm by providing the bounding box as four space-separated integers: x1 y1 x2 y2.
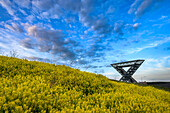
111 60 144 83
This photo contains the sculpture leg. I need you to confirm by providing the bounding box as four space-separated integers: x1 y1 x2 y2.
119 76 124 81
119 76 137 83
129 77 137 83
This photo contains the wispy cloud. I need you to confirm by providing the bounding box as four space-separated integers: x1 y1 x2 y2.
14 0 30 9
128 37 170 54
159 15 168 20
0 0 15 16
0 30 38 57
114 21 124 35
128 0 162 21
4 23 24 33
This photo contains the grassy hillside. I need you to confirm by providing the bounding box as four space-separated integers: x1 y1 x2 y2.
0 56 170 113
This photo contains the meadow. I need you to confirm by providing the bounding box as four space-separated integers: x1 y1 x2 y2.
0 56 170 113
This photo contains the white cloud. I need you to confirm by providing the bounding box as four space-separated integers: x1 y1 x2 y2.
104 72 116 76
0 42 9 50
133 23 141 30
114 21 124 35
14 0 30 8
0 30 38 57
128 0 162 21
106 6 115 14
32 0 54 10
19 9 27 15
4 23 24 33
159 15 168 20
40 4 62 19
128 37 170 54
25 15 35 23
135 0 152 17
57 0 81 12
0 0 24 20
0 0 15 16
128 0 142 14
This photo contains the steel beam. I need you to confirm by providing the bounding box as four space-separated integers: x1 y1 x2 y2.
111 60 144 83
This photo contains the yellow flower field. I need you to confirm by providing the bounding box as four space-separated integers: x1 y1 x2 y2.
0 56 169 113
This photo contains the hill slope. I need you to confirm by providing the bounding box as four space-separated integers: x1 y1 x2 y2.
0 56 170 112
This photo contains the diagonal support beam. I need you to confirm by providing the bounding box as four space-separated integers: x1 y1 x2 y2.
111 60 144 83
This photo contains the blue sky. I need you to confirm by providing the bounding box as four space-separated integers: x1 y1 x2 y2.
0 0 170 82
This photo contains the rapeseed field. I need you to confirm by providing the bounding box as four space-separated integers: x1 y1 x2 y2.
0 56 169 113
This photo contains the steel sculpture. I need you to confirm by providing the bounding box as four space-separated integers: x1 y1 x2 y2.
111 60 144 83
